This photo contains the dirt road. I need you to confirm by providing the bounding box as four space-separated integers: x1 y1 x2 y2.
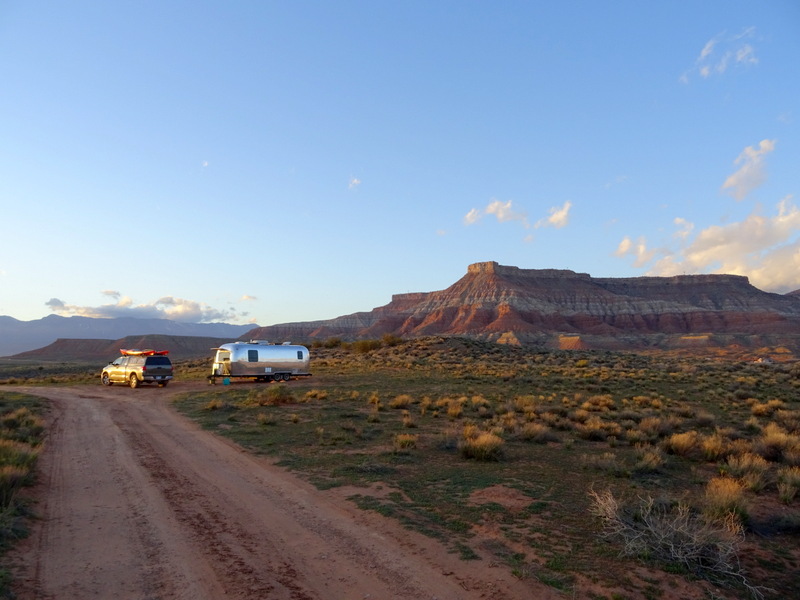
10 384 549 600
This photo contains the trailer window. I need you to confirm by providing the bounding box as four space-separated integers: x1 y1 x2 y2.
248 350 259 362
297 351 303 360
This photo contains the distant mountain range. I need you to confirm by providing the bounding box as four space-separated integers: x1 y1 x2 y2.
0 314 256 357
5 262 800 359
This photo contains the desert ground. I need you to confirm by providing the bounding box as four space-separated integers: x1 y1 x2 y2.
8 383 549 600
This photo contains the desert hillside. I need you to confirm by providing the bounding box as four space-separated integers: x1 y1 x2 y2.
246 262 800 352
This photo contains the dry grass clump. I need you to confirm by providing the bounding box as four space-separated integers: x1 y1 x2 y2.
459 428 504 461
663 430 700 457
634 444 666 473
701 433 730 462
304 389 328 401
0 439 38 470
580 394 615 412
777 466 800 503
589 489 762 598
244 384 295 406
389 394 414 409
750 399 786 417
724 453 770 492
519 422 559 444
752 422 800 463
583 452 628 477
0 407 44 443
401 410 416 428
393 433 418 452
704 477 748 521
638 416 681 441
202 397 231 411
575 417 623 441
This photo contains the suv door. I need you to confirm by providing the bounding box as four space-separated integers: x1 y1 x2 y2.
108 357 129 383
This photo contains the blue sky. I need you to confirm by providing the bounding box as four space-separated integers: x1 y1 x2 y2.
1 1 798 326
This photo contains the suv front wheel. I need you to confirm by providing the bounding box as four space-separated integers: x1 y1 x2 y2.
129 374 140 389
101 373 112 386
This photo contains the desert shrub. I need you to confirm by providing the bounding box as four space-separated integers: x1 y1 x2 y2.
576 417 622 441
589 489 761 597
352 339 381 354
704 477 748 521
519 423 559 444
245 384 295 406
664 431 700 458
506 395 531 413
774 410 800 434
724 453 770 492
202 397 230 411
401 411 416 428
0 465 30 508
1 408 44 443
459 432 504 461
256 413 276 426
624 428 648 445
581 394 615 412
389 394 414 409
694 410 717 428
446 400 464 421
381 334 402 347
304 389 328 401
753 423 800 463
0 440 38 470
418 396 432 415
701 433 730 462
393 433 418 452
583 452 629 477
634 444 666 474
777 466 800 503
569 409 591 423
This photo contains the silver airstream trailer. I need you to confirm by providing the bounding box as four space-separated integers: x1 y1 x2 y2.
210 340 311 383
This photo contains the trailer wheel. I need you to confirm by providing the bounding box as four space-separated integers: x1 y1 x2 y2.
129 374 140 389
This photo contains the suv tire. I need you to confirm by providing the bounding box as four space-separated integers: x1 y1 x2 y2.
129 374 140 389
101 373 112 386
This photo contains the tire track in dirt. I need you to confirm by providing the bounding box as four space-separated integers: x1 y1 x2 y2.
10 384 550 600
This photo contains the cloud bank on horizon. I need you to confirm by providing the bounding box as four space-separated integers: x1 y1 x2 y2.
44 294 257 324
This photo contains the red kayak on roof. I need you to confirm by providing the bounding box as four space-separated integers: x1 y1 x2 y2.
120 349 170 356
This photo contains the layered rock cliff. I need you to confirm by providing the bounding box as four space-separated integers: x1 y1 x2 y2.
245 262 800 351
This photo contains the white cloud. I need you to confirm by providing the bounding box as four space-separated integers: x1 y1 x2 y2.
240 295 257 301
463 207 482 225
486 199 529 226
721 139 776 200
535 201 571 229
673 217 694 240
45 294 243 322
615 236 655 268
464 199 529 227
348 177 361 190
619 196 800 293
466 198 575 238
681 28 758 83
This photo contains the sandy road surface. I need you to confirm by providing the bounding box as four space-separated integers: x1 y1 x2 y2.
9 384 550 600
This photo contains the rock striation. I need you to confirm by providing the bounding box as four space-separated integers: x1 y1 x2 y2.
246 262 800 351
